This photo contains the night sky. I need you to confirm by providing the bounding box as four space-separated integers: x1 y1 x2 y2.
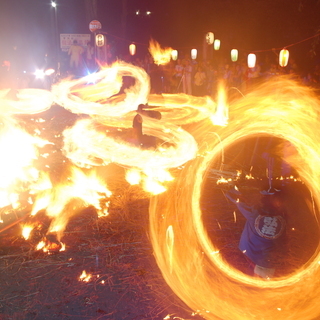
0 0 319 71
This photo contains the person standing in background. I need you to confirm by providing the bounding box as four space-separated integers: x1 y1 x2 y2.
68 40 84 74
85 41 94 72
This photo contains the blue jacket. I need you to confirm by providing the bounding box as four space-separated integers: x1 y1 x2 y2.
226 189 286 268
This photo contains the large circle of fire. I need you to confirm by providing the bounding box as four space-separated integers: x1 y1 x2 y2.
149 77 320 320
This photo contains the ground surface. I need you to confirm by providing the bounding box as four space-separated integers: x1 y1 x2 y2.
0 193 202 320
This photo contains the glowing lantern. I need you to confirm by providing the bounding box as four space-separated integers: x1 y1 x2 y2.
247 53 256 68
214 39 220 50
206 32 214 45
279 48 289 67
231 49 238 62
191 49 197 60
129 43 136 56
171 49 178 61
95 34 104 47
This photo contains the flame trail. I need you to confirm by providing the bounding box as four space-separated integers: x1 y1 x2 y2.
62 117 198 170
149 77 320 320
52 61 150 117
0 88 53 114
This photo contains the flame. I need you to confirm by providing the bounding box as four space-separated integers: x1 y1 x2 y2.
79 270 92 282
0 88 53 114
216 177 229 184
210 81 228 126
62 118 197 185
148 39 173 65
149 76 320 320
0 115 50 213
126 167 174 194
36 238 66 253
52 61 150 117
36 240 45 251
31 167 112 240
22 224 33 240
125 168 142 185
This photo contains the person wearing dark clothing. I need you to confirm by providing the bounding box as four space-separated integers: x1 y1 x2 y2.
226 187 286 279
132 104 144 146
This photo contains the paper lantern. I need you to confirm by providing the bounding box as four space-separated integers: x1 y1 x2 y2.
247 53 256 68
279 49 289 67
206 32 214 45
171 49 178 61
129 43 136 56
231 49 238 62
95 34 105 47
191 49 197 60
214 39 220 50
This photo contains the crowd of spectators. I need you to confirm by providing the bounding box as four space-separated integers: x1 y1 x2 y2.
124 53 320 97
2 44 320 95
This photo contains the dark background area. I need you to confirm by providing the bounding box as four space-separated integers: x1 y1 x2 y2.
0 0 320 73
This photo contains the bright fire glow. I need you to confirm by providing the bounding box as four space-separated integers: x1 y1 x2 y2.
0 115 49 212
22 224 33 240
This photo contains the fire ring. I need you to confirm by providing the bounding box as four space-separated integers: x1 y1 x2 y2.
149 78 320 320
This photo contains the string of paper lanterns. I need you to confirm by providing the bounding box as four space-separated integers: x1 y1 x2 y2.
127 31 290 68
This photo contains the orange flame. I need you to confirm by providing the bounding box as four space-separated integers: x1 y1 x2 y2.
31 167 112 240
148 39 173 65
0 115 50 215
79 270 92 282
22 224 33 240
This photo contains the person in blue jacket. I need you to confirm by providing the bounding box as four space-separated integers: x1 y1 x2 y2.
226 187 286 279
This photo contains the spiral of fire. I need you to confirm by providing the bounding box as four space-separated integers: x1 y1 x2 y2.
149 78 320 320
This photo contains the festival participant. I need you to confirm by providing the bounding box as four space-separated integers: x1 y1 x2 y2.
182 59 193 95
174 59 184 92
85 41 94 72
194 65 207 96
68 40 84 73
132 104 162 148
226 187 287 279
132 104 144 146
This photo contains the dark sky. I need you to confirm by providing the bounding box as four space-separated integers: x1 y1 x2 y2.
0 0 319 69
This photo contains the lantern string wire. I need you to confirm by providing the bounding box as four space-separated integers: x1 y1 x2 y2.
95 30 320 54
251 32 320 53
